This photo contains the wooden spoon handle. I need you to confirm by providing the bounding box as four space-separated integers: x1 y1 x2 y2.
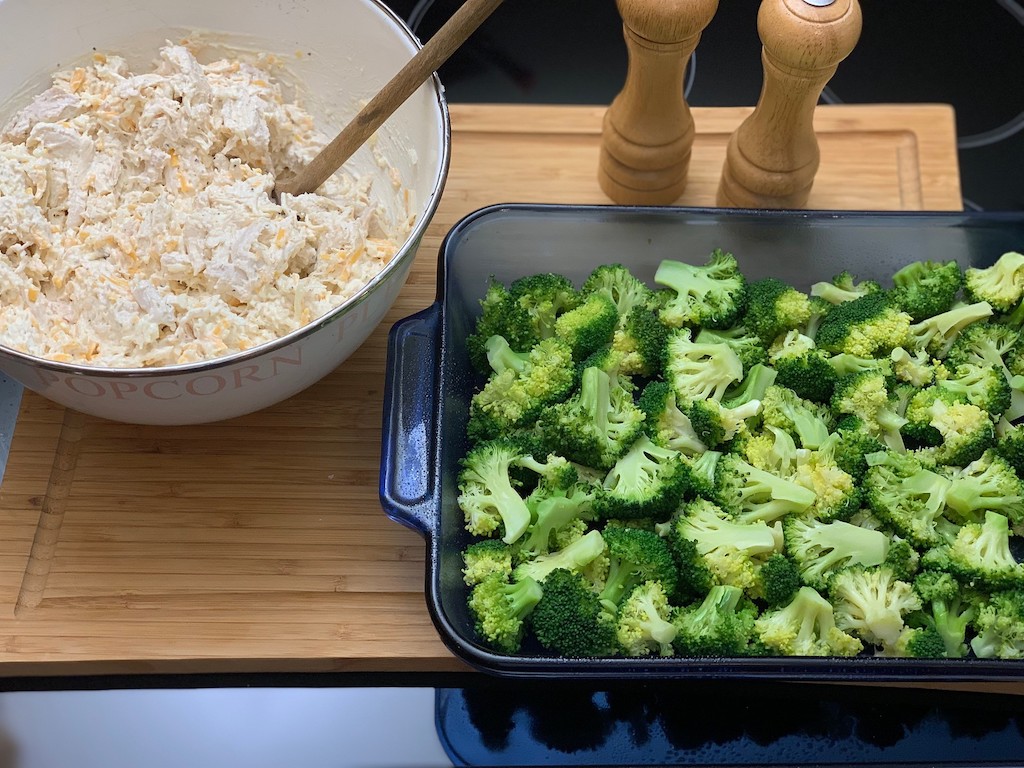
275 0 505 199
717 0 862 209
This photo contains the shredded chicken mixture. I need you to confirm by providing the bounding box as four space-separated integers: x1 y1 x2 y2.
0 44 406 367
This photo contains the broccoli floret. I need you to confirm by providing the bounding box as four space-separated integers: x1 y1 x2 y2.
458 438 534 543
791 435 861 522
554 292 619 361
665 328 744 403
946 323 1024 421
884 536 921 582
862 449 954 548
890 260 964 321
922 397 996 467
994 417 1024 479
637 380 707 456
695 325 767 370
832 417 885 481
742 277 813 347
539 366 646 471
885 625 947 658
964 251 1024 313
922 511 1024 590
760 384 834 450
466 279 538 372
468 335 577 440
594 436 690 520
828 565 922 649
512 529 609 584
685 398 763 449
530 568 618 658
943 451 1024 527
769 330 837 403
507 272 581 339
783 516 891 591
616 580 679 657
581 263 659 319
722 363 779 410
610 306 671 376
463 539 516 586
890 347 939 388
754 586 864 657
907 301 994 358
662 498 782 595
969 588 1024 659
683 449 722 501
810 271 883 305
814 292 912 358
827 352 893 378
598 525 679 609
759 553 802 608
468 573 544 653
912 571 979 658
713 453 817 524
741 424 799 477
654 250 747 329
831 371 909 452
938 362 1011 418
672 584 759 656
519 484 598 559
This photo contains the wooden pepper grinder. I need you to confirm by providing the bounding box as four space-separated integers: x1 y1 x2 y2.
598 0 719 205
717 0 862 209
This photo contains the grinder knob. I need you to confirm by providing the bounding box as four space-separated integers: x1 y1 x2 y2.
598 0 720 205
717 0 862 209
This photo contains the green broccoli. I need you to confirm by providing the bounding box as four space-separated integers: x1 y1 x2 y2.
512 529 609 584
468 335 577 440
783 516 891 591
637 380 707 456
884 625 947 658
912 571 979 658
665 328 745 403
519 483 598 559
754 586 864 657
466 278 539 372
760 384 834 450
654 250 747 329
810 271 882 305
673 584 759 656
713 453 817 524
964 251 1024 313
597 525 679 609
920 396 996 467
759 553 802 608
945 322 1024 420
827 352 894 378
906 301 994 358
468 573 544 653
862 449 954 548
742 277 813 347
685 398 763 449
660 498 782 595
994 416 1024 479
922 511 1024 590
768 330 837 404
937 362 1011 418
828 565 922 649
814 292 912 358
969 588 1024 659
581 263 659 319
538 365 646 470
554 292 619 361
683 449 722 501
462 539 516 586
791 435 861 522
721 363 779 410
694 325 767 370
831 416 886 481
594 435 690 520
530 568 618 658
740 424 799 476
610 305 671 376
616 580 679 657
458 438 534 543
890 346 939 388
507 272 581 339
890 259 964 321
831 371 909 452
943 451 1024 527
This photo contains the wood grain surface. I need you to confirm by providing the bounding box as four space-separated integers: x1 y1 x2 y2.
0 103 981 682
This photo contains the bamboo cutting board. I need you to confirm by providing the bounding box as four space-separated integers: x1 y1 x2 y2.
0 103 987 682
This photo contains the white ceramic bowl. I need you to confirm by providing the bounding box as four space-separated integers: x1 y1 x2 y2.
0 0 450 424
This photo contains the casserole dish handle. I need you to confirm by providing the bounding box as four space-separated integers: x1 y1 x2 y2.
379 303 441 537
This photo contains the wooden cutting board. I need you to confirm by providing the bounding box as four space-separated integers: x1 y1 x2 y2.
3 103 1003 690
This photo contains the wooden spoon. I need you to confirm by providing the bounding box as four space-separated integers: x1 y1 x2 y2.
274 0 505 200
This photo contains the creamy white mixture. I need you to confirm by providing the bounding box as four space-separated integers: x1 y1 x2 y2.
0 44 406 367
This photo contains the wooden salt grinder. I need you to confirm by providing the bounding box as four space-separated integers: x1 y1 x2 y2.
717 0 862 209
598 0 720 205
